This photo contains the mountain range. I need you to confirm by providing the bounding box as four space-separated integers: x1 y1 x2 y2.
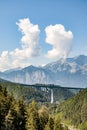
0 55 87 88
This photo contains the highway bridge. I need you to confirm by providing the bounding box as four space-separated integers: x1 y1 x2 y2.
20 83 83 103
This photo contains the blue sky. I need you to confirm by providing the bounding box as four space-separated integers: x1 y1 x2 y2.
0 0 87 71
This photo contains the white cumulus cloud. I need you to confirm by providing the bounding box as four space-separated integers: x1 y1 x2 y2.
0 51 12 71
45 24 73 59
16 18 40 57
0 20 74 72
0 18 40 71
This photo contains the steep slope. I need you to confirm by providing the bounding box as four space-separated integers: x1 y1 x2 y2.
57 88 87 129
0 81 47 102
0 80 76 103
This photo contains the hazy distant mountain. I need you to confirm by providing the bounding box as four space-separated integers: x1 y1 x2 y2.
4 67 22 74
0 65 54 85
0 55 87 88
44 55 87 87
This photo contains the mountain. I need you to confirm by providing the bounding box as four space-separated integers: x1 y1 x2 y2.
0 77 8 82
0 55 87 88
0 65 54 84
4 67 22 74
57 88 87 129
44 55 87 88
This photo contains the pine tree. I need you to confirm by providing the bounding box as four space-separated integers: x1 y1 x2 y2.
5 109 16 130
26 101 40 130
5 98 19 130
38 105 49 130
44 117 54 130
54 115 63 130
0 85 10 129
17 97 27 130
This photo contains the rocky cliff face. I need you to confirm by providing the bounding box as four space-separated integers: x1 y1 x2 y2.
0 55 87 88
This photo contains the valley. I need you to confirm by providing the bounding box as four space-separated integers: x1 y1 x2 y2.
0 55 87 130
0 79 87 130
0 0 87 129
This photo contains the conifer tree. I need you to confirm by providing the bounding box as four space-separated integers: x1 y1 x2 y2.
17 97 27 130
5 109 17 130
54 115 63 130
38 105 49 130
44 117 54 130
0 85 10 129
26 101 40 130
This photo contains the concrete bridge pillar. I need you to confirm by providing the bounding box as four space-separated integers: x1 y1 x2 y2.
51 89 54 103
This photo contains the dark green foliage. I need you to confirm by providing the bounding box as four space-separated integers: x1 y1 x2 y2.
0 85 27 130
39 105 49 130
1 80 86 129
57 88 87 128
0 82 47 102
0 84 69 130
16 97 27 130
0 80 76 103
26 101 40 130
0 85 11 129
54 114 63 130
53 88 74 102
46 117 54 130
5 107 18 130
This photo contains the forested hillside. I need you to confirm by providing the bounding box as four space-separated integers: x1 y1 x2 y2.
0 81 47 102
0 80 75 103
0 85 69 130
57 88 87 129
1 79 86 129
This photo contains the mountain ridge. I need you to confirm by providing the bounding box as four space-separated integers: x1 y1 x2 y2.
0 55 87 88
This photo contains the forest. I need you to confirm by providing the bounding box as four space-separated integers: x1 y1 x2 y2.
0 84 68 130
0 82 87 130
0 80 78 103
57 88 87 129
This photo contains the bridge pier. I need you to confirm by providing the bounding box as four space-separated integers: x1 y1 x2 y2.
51 89 54 103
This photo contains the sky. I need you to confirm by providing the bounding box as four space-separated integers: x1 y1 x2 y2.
0 0 87 71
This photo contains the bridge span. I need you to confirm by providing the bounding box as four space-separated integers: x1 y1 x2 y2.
20 83 83 103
